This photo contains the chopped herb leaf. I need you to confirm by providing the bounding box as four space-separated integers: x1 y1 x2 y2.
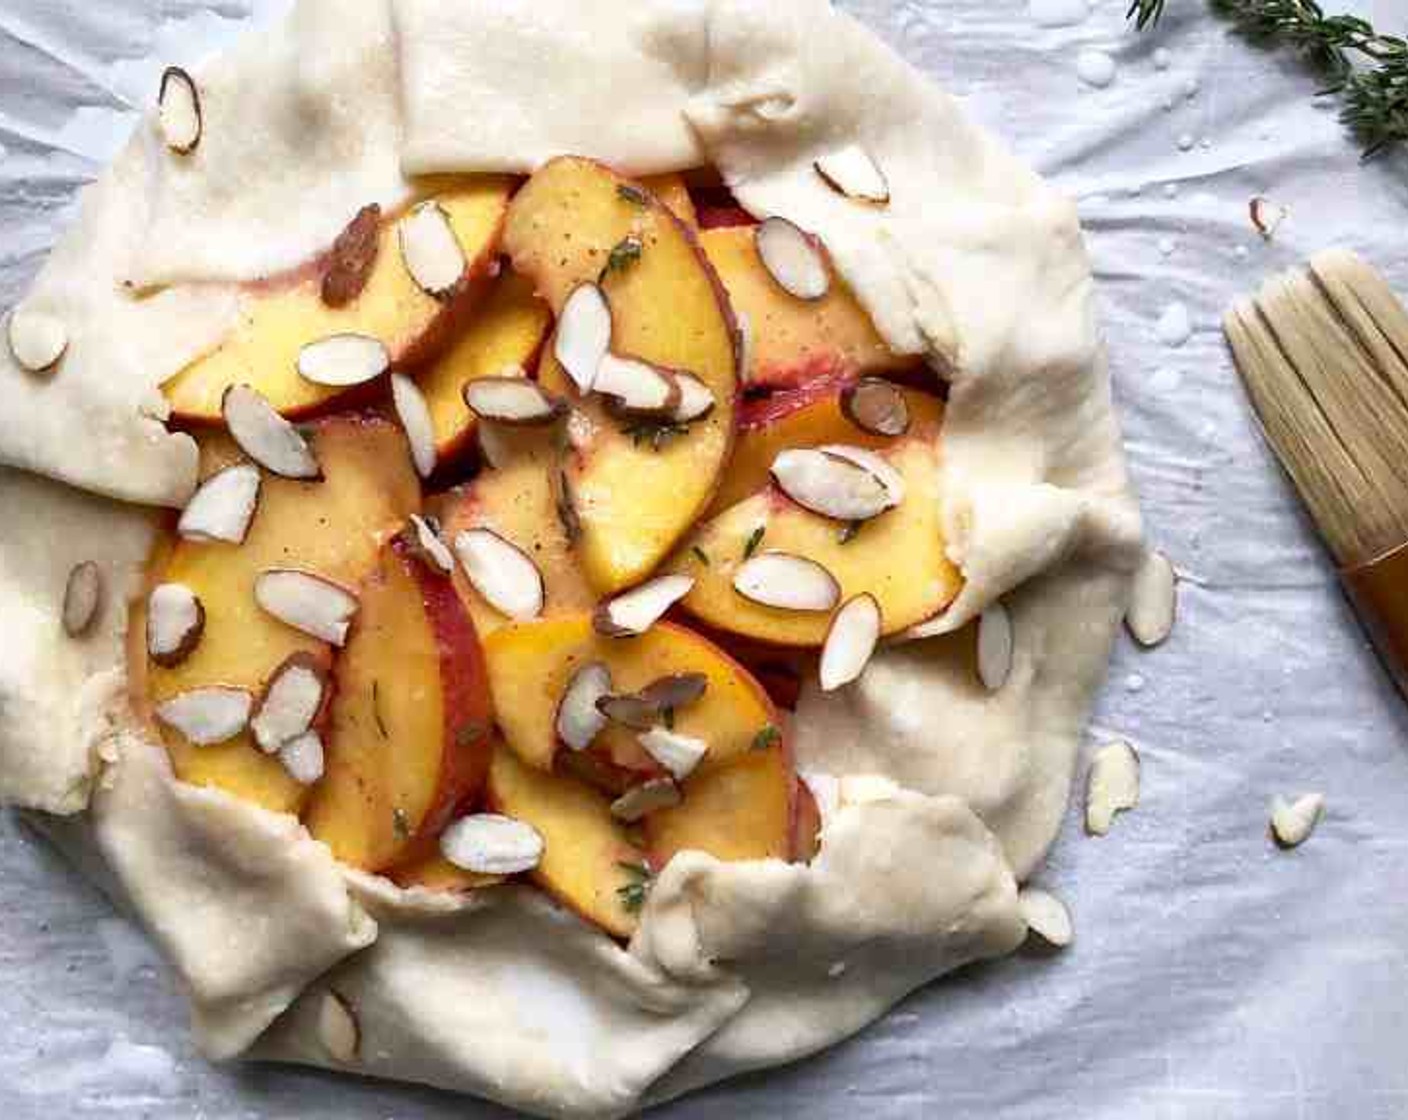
617 860 653 880
602 236 644 278
743 525 766 559
752 724 782 752
618 881 650 913
621 418 690 451
617 184 650 206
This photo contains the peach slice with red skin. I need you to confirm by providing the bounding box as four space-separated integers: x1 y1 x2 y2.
483 614 779 779
304 534 494 873
504 156 738 594
699 225 920 391
137 417 421 814
163 177 515 422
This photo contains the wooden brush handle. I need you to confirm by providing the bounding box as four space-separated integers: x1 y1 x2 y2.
1342 542 1408 701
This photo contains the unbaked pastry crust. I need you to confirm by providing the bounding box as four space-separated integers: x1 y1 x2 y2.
0 1 1142 1116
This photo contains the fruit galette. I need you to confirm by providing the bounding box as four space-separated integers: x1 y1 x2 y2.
0 1 1144 1115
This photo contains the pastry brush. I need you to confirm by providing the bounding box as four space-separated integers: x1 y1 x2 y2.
1224 249 1408 700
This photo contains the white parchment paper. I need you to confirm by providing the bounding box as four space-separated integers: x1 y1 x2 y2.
2 0 1408 1116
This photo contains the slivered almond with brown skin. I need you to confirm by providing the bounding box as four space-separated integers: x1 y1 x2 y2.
441 814 544 874
62 561 102 637
596 692 662 731
556 661 612 752
254 570 359 646
594 354 681 418
405 514 454 575
462 378 567 426
819 444 905 507
222 385 321 480
637 726 708 781
154 686 252 746
157 66 201 154
297 333 390 387
820 594 881 692
7 306 68 372
321 204 381 308
250 652 328 753
593 574 695 637
671 373 716 423
453 528 544 621
1271 792 1324 849
639 673 708 712
771 448 891 521
279 729 326 786
841 378 910 436
177 463 261 544
146 583 205 668
1249 196 1288 239
610 778 682 823
814 145 890 204
734 552 840 612
399 200 466 298
317 992 360 1064
977 602 1013 692
755 217 830 301
391 373 437 479
555 283 612 393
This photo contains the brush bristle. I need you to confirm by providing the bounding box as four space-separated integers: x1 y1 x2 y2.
1224 251 1408 569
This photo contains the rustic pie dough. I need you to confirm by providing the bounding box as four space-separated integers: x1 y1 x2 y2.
0 0 1143 1115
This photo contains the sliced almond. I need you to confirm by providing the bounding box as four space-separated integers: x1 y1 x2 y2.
7 306 68 372
1085 740 1140 836
733 552 841 613
977 602 1013 692
321 204 381 308
841 378 910 436
462 377 567 426
610 778 682 823
453 528 545 621
594 354 681 418
62 561 102 637
1249 196 1288 239
819 594 881 692
556 661 612 752
771 448 891 521
177 463 262 544
222 385 321 480
297 333 390 388
814 145 891 204
638 672 709 712
671 373 716 423
818 444 905 507
390 373 437 478
146 583 206 668
1018 888 1073 951
755 217 830 301
596 692 665 731
1126 550 1176 648
398 200 466 298
440 814 544 875
254 570 359 646
250 652 328 753
157 66 202 154
154 687 252 746
1270 792 1325 849
407 513 454 575
637 726 708 781
737 311 755 384
593 574 694 637
317 992 360 1064
279 730 326 786
555 283 612 393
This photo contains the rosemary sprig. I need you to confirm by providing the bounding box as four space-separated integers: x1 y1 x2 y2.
1129 0 1408 160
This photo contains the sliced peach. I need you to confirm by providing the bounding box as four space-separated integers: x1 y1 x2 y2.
304 535 494 872
162 177 514 421
485 742 643 939
700 225 920 390
674 431 962 646
713 382 945 514
432 432 595 638
143 417 421 813
644 743 793 869
483 615 777 775
413 271 552 468
504 156 738 593
639 174 697 228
